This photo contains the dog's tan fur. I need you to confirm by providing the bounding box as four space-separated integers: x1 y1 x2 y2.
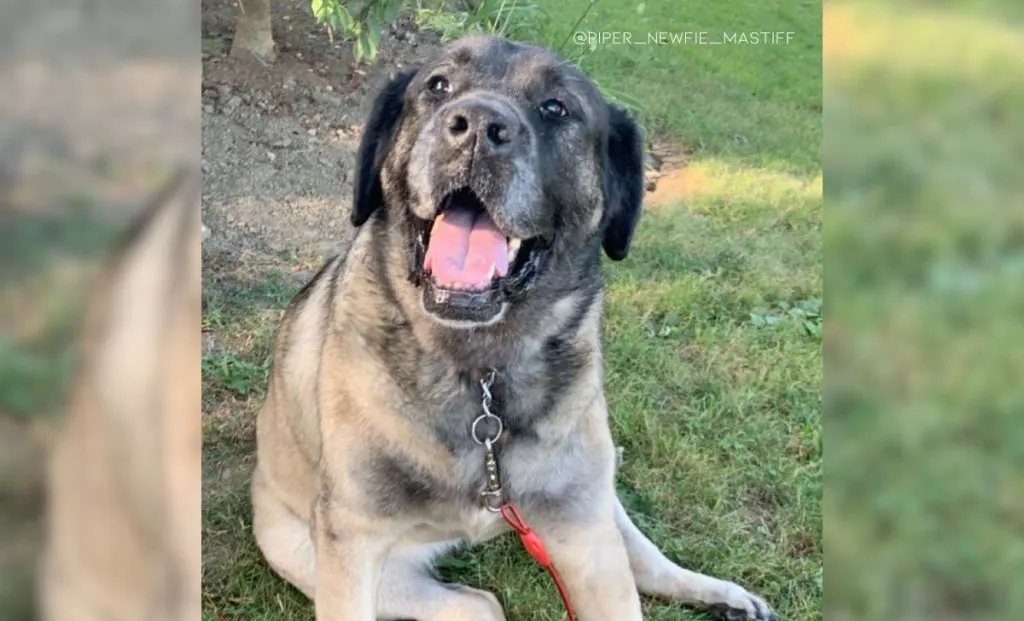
38 171 201 621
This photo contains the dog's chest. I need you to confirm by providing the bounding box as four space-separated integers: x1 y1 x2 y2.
391 435 579 544
406 504 508 545
371 428 544 537
458 506 508 542
368 369 589 535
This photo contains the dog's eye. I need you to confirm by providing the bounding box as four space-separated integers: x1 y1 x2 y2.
427 76 452 95
540 98 568 118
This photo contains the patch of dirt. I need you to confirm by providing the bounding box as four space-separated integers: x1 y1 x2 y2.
201 0 442 263
649 137 692 170
644 138 697 209
645 166 709 209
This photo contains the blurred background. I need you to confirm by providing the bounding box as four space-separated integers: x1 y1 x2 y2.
825 1 1023 619
0 0 198 618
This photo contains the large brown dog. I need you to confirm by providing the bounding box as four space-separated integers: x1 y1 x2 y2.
252 36 776 620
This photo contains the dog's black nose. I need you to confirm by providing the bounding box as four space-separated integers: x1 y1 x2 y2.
444 101 518 155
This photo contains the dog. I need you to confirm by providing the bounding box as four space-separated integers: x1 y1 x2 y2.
38 170 202 621
252 36 777 621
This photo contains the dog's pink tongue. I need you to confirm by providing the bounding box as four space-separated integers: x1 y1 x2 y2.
424 205 509 289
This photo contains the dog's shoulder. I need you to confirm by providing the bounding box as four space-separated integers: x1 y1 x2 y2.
274 231 365 357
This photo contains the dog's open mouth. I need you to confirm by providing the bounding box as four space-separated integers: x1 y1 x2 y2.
410 187 548 325
422 188 540 290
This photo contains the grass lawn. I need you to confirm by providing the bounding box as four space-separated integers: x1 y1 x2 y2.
201 1 822 620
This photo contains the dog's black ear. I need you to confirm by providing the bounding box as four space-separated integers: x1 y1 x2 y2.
601 105 645 261
352 69 417 227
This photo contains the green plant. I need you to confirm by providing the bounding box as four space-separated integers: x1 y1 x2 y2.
414 0 547 42
310 0 410 62
202 353 270 398
750 297 822 341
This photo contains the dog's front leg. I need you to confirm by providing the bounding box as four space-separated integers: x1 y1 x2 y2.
312 500 390 621
535 506 644 621
614 499 777 620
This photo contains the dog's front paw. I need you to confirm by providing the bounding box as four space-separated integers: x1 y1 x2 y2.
705 582 777 621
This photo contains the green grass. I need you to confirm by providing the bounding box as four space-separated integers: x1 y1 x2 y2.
202 1 822 619
825 3 1024 620
530 0 822 176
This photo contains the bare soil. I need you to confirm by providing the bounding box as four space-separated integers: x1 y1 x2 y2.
199 0 682 270
201 0 441 268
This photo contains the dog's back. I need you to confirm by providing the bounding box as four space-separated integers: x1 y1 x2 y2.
38 170 201 621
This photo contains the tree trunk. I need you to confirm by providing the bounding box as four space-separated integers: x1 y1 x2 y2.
231 0 276 63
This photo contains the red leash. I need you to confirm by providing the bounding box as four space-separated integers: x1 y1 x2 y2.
499 502 578 621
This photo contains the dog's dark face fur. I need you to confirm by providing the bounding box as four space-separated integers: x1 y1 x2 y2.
352 36 644 331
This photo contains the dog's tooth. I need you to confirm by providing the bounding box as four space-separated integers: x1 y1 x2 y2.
507 237 521 263
488 264 497 280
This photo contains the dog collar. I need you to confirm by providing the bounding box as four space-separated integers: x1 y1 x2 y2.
472 369 577 620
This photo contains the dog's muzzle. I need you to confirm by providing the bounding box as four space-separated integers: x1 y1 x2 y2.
408 187 550 326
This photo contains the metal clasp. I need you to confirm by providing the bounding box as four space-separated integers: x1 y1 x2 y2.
471 369 503 446
472 369 505 512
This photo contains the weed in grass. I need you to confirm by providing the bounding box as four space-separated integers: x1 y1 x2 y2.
202 353 270 400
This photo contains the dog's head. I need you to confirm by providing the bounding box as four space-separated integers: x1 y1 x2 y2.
353 36 644 328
